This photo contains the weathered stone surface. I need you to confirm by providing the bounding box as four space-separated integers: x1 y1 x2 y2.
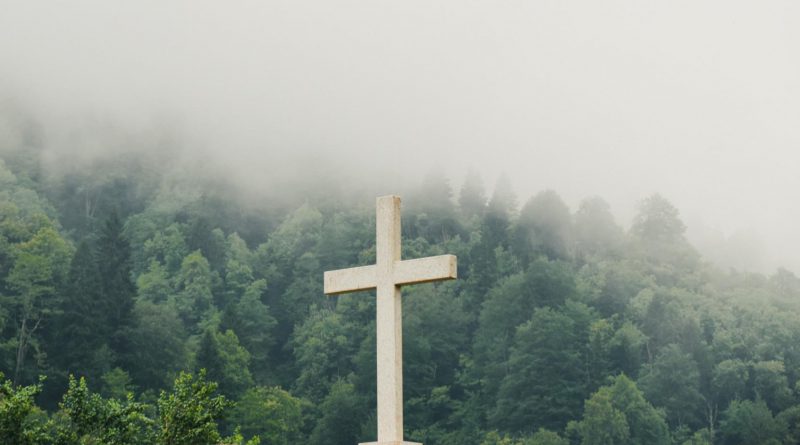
323 195 457 445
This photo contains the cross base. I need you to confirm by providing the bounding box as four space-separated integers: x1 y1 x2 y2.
359 442 422 445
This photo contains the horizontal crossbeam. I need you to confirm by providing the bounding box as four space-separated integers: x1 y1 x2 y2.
323 255 457 295
324 264 377 295
393 255 457 286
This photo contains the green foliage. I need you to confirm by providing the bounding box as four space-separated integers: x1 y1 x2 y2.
101 368 134 401
309 380 364 445
172 251 214 330
156 371 230 445
511 190 573 264
4 225 73 383
195 329 253 398
570 375 669 445
230 386 304 445
141 224 189 275
481 429 568 445
574 197 624 259
222 279 276 384
637 344 703 427
681 429 712 445
52 375 154 445
458 170 487 220
752 360 793 412
527 429 569 445
292 309 358 402
491 302 596 433
136 260 172 303
96 211 137 354
50 240 107 382
126 301 188 390
473 259 576 401
711 359 749 406
0 373 48 445
630 194 686 243
718 399 786 445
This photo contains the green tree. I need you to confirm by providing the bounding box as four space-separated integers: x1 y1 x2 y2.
681 429 712 445
96 211 136 361
487 174 516 219
195 329 254 399
126 301 188 390
473 259 576 402
315 211 371 273
0 372 48 445
101 367 134 401
136 260 172 303
222 280 276 384
156 371 230 445
464 174 516 308
527 429 569 445
292 309 358 402
638 344 703 427
630 194 686 243
570 387 629 445
458 170 487 220
309 380 364 445
752 360 793 413
629 195 702 288
491 302 595 432
480 430 517 445
776 405 800 445
402 283 470 439
171 251 214 331
608 322 648 378
577 259 651 318
570 374 670 445
4 225 72 384
141 224 188 275
50 240 107 382
481 430 568 445
574 197 624 259
511 190 573 264
711 359 749 407
230 386 303 445
223 258 254 305
186 219 227 274
52 375 154 445
407 168 461 242
253 203 324 351
718 399 785 445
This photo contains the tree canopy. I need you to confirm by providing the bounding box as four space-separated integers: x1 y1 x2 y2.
2 143 800 444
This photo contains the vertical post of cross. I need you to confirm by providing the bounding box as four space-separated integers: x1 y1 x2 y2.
375 195 403 443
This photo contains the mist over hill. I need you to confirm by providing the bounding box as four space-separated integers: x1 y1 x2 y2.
2 1 799 274
3 109 800 444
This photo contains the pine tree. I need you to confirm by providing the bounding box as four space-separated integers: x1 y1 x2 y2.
96 211 136 362
458 170 487 220
50 240 106 381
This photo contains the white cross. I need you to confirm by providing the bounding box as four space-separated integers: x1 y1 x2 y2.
324 195 457 445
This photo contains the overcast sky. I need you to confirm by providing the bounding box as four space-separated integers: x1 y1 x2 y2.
1 1 799 273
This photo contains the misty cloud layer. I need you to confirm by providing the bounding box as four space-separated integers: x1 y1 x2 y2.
1 1 799 273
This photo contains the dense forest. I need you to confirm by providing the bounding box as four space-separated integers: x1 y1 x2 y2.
3 119 800 445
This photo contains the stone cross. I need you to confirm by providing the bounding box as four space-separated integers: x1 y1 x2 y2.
324 195 457 445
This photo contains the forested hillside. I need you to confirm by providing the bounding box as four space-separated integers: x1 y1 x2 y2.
3 131 800 445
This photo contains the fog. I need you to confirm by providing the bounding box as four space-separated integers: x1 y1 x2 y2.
1 1 799 273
